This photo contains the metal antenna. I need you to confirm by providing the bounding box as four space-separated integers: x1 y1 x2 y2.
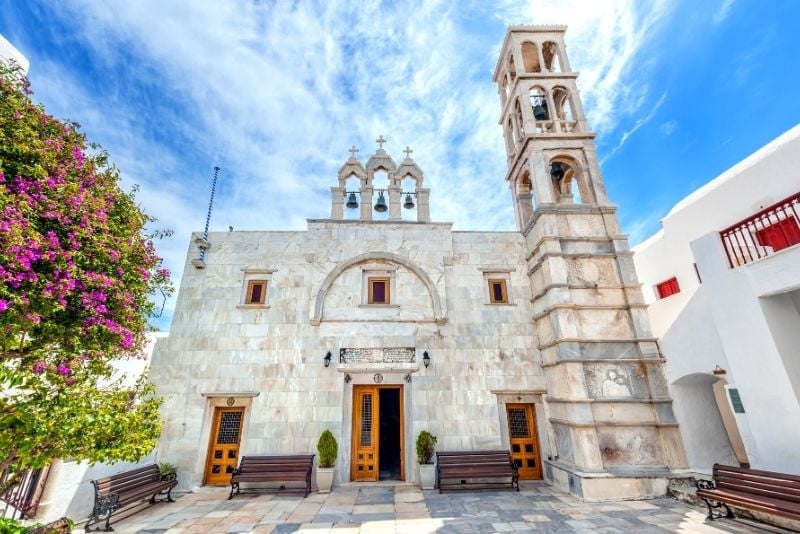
199 166 220 262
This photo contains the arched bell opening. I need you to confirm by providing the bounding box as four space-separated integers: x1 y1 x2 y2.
343 174 361 220
521 41 541 73
514 99 524 138
371 169 390 220
542 41 560 72
529 86 551 133
514 170 535 229
400 175 418 221
552 86 576 119
508 54 517 84
548 156 593 205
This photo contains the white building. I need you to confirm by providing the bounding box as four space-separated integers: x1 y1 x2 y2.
0 34 30 75
633 124 800 475
150 25 687 503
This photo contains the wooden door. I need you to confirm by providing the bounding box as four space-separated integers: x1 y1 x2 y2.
506 403 543 480
204 407 245 485
351 386 379 481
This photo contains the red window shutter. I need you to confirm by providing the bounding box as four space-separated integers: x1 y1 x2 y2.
656 277 680 299
755 217 800 252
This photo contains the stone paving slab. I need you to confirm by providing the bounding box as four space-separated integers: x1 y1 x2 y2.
75 482 787 533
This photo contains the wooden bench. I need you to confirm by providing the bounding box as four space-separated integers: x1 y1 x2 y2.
696 463 800 522
86 464 177 532
229 455 315 499
436 450 519 493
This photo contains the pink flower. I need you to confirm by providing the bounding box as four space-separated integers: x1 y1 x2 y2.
0 299 9 312
32 361 47 374
57 364 72 376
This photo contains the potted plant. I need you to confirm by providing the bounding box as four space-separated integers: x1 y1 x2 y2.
316 429 338 493
416 430 437 490
158 462 177 481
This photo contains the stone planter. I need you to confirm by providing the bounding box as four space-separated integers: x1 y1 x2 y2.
419 463 436 490
316 467 335 494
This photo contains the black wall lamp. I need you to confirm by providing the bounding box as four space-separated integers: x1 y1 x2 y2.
422 351 431 368
324 351 332 368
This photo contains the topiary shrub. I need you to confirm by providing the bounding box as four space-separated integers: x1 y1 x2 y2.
416 430 437 464
317 429 338 468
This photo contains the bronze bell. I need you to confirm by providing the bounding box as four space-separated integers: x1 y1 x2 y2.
550 162 565 183
533 103 549 121
374 192 388 212
345 192 359 209
403 193 415 209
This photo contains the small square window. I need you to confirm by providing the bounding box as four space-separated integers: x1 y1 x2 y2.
656 277 680 299
488 279 508 304
245 280 267 304
368 278 390 304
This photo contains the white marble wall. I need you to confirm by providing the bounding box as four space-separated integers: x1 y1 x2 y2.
151 221 546 489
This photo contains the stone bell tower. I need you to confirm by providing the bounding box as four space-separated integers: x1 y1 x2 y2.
494 26 687 500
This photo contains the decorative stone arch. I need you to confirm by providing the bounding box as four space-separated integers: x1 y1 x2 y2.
546 152 596 204
395 161 424 189
337 161 367 189
310 252 446 325
552 86 576 121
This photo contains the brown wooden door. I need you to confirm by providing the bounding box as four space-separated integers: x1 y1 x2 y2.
351 386 379 481
506 403 543 480
204 407 245 485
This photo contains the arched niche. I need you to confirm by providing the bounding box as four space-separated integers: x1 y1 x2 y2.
310 252 446 325
547 153 595 204
514 169 535 228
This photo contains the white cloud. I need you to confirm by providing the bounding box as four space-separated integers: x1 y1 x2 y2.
660 119 678 136
27 1 674 328
602 91 668 163
713 0 736 25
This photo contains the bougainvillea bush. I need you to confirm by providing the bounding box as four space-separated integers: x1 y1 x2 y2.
0 61 172 493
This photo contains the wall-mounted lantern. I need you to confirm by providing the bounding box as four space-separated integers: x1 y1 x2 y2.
324 351 332 368
422 351 431 368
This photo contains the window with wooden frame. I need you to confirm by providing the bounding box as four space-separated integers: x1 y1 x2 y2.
368 277 390 304
656 277 680 299
488 279 509 304
245 280 267 305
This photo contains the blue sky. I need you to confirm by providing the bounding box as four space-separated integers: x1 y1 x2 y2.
2 0 799 330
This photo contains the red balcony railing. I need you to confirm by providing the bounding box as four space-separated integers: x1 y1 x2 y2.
1 466 51 519
720 192 800 267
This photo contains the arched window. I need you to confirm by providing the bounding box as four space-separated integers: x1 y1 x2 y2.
514 99 524 136
521 42 540 72
508 54 517 83
507 117 517 148
542 41 560 72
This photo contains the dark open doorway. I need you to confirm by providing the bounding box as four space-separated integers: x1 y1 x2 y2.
378 388 401 480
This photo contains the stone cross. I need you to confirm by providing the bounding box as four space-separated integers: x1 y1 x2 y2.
376 135 387 150
348 145 359 158
403 146 413 158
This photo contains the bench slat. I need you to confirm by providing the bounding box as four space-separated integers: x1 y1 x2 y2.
436 450 518 494
229 454 315 499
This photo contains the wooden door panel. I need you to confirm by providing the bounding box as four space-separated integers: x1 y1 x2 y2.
506 403 542 480
205 407 244 485
352 386 379 481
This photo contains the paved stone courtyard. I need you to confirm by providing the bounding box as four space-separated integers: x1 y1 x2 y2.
88 482 785 533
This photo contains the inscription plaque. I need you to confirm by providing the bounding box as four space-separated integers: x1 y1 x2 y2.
339 347 416 364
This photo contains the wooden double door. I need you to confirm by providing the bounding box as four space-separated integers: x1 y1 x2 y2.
351 385 404 482
506 403 543 480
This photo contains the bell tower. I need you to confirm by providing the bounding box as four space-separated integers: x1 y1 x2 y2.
494 26 687 500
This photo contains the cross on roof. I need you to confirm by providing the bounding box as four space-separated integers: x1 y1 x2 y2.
348 145 359 158
376 135 387 150
403 146 413 158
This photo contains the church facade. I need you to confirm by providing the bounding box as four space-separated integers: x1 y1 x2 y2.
151 25 687 501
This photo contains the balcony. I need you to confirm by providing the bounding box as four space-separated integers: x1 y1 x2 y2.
720 191 800 267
